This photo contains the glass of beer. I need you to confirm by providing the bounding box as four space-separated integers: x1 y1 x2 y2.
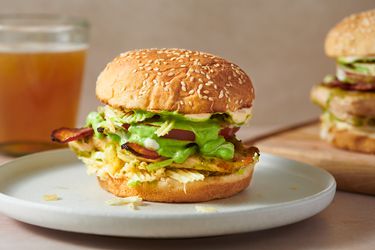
0 14 89 156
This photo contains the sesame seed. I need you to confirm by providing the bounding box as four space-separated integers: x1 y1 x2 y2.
208 97 214 101
202 96 208 99
154 67 159 71
145 73 149 78
181 64 186 67
167 72 174 77
190 76 194 82
153 79 158 84
203 90 209 94
132 69 137 73
188 89 195 95
219 90 224 98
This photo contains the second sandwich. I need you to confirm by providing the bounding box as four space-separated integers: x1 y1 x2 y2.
311 9 375 154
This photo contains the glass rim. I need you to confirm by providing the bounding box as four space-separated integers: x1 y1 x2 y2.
0 14 89 32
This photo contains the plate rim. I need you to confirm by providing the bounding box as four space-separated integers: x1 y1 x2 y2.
0 148 336 219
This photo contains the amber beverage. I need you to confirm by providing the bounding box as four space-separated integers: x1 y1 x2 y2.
0 15 89 155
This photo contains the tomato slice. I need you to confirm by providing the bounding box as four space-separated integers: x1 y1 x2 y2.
122 142 161 159
51 127 94 143
160 127 239 141
219 127 240 139
162 129 196 141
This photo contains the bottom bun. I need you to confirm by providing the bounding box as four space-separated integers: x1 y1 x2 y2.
321 123 375 154
98 164 255 203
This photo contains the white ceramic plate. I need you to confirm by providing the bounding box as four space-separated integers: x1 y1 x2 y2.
0 149 335 238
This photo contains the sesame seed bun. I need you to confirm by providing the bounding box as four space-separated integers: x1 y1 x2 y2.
321 122 375 154
325 9 375 57
97 164 254 203
96 48 254 114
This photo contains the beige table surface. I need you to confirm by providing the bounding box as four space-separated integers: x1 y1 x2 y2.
0 126 374 250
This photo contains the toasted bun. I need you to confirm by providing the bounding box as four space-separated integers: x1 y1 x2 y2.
325 9 375 57
96 48 254 114
321 123 375 154
98 164 254 203
311 84 375 117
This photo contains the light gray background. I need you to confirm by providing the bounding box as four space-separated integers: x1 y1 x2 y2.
2 0 374 126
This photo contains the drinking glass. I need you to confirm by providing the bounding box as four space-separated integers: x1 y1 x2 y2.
0 14 89 156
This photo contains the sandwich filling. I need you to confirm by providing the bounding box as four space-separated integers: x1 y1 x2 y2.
323 57 375 91
52 106 259 187
314 56 375 138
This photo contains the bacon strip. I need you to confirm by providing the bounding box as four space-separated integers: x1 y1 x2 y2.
325 78 375 91
51 127 94 143
122 124 130 130
121 142 161 159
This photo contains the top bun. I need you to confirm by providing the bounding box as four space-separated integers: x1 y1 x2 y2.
96 48 254 114
325 9 375 58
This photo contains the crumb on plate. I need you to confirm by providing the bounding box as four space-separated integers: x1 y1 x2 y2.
105 196 144 210
195 205 217 213
43 194 60 201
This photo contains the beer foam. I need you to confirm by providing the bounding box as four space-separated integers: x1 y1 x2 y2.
0 42 88 53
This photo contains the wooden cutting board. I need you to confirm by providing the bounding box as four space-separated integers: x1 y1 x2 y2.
249 121 375 195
